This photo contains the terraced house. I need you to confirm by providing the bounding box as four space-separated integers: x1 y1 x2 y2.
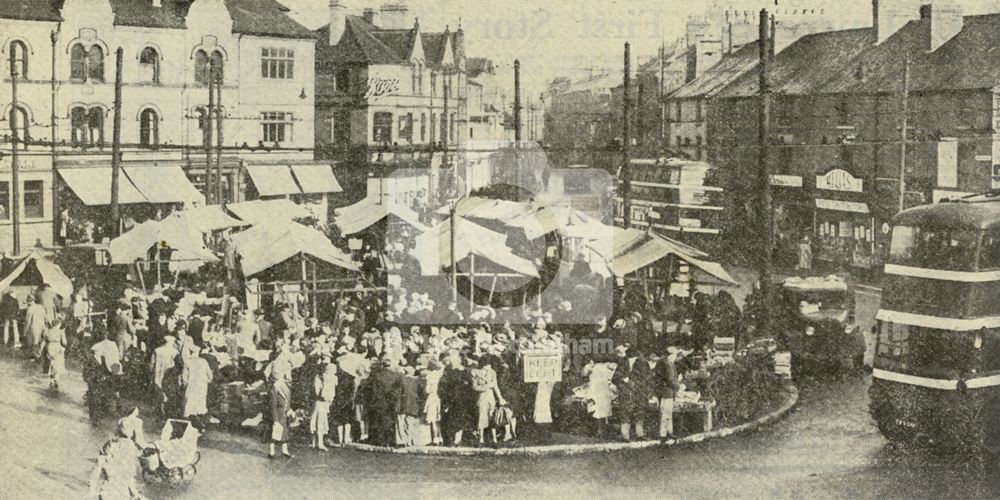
0 0 342 252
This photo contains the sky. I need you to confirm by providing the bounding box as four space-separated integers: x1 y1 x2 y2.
281 0 1000 102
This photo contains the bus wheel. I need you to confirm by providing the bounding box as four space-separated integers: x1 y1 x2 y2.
874 414 913 444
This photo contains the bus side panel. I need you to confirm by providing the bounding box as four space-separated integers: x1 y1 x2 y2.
882 274 1000 319
869 377 994 449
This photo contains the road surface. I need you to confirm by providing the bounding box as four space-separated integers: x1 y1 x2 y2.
1 341 994 499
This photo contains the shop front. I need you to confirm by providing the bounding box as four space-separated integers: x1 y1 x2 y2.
769 174 812 268
812 169 876 269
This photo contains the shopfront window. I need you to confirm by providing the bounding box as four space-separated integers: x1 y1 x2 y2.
889 225 980 271
0 181 9 219
373 112 392 144
23 180 43 219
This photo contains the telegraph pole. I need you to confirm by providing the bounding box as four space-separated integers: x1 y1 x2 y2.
215 72 224 205
9 49 21 255
622 42 632 229
898 55 910 213
513 60 522 142
206 71 215 204
757 10 773 333
659 41 666 152
110 47 124 237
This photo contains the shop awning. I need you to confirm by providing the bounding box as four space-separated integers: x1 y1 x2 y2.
124 166 205 204
58 167 148 205
226 199 311 224
815 199 869 214
290 163 342 194
245 164 302 197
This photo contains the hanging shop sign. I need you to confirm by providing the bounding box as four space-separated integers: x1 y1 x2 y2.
769 175 803 187
816 169 863 193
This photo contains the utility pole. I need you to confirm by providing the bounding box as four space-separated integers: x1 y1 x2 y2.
898 55 910 213
110 47 124 237
9 49 21 255
637 78 645 148
215 72 224 205
622 42 632 229
513 60 522 142
50 30 58 246
757 10 773 333
206 71 215 204
659 41 666 153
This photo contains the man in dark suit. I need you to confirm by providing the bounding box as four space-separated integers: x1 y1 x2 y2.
362 357 404 446
652 348 682 443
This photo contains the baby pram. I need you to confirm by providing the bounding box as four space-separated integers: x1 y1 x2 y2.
139 419 202 487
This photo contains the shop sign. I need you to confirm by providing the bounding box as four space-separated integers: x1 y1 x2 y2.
815 198 869 213
523 352 562 383
816 169 863 192
769 175 802 187
932 190 974 203
364 78 400 100
679 217 702 228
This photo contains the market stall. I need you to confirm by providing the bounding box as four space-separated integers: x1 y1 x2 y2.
0 249 74 303
108 217 219 287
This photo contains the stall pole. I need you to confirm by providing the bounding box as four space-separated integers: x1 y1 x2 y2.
488 274 498 304
155 247 162 288
311 260 318 318
469 253 476 315
300 252 308 316
135 260 147 293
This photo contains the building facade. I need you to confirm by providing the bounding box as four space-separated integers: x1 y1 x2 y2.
0 0 321 252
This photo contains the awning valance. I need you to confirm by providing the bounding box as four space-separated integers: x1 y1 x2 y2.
290 163 342 194
124 166 204 204
815 198 869 214
245 164 302 197
58 167 148 205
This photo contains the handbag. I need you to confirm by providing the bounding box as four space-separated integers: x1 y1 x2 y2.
492 404 513 428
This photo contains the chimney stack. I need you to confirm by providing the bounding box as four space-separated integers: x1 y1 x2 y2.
329 0 347 46
362 8 377 25
380 2 410 30
922 2 963 52
873 0 922 45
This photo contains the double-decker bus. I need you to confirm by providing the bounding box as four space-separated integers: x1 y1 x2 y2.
870 194 1000 451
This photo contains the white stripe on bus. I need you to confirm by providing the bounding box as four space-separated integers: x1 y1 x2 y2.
873 369 958 389
876 309 1000 331
884 264 1000 282
873 369 1000 390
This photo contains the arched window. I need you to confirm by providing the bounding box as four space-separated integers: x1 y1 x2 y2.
194 50 209 85
87 45 104 82
70 44 87 80
209 51 224 84
139 47 159 83
87 108 104 145
9 41 27 79
139 108 158 147
70 107 87 145
9 106 29 145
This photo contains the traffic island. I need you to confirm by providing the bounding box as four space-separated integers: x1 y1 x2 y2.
341 384 798 456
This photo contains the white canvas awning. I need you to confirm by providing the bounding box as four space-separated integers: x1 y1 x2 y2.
230 220 359 277
0 250 73 299
334 198 429 235
226 199 311 224
245 164 302 197
109 217 218 271
170 205 248 234
290 163 342 194
587 227 735 285
124 166 205 204
413 217 538 277
58 167 148 205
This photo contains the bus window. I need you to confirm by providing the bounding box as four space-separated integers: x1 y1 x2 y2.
980 230 1000 270
889 225 980 271
981 330 1000 372
879 322 978 377
878 321 909 357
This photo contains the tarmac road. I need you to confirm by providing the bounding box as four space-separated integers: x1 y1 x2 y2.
0 341 994 499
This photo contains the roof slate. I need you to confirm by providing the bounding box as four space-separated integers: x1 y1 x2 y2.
668 41 760 100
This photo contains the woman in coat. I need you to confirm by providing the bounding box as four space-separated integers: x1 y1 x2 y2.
42 319 67 390
264 342 295 458
470 358 505 445
421 360 444 445
24 295 46 359
182 349 214 425
311 353 337 451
